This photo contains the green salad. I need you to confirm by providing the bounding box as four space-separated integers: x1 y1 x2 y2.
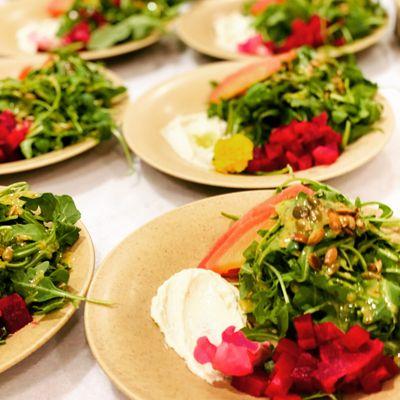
0 53 126 163
240 179 400 355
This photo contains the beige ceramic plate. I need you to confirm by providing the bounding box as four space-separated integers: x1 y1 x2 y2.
123 61 394 189
0 57 129 175
0 221 94 373
0 0 161 60
85 190 400 399
176 0 389 61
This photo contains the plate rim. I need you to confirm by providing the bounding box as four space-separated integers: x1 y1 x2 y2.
175 0 390 61
0 220 95 373
123 60 395 189
84 189 274 400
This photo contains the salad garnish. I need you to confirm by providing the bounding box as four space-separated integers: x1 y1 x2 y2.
0 53 129 165
48 0 186 51
208 48 382 174
239 0 387 56
153 179 400 398
0 182 106 343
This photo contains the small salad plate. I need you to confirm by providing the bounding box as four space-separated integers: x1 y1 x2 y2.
123 60 394 189
0 183 95 373
85 187 400 399
0 56 129 175
176 0 389 61
0 0 163 60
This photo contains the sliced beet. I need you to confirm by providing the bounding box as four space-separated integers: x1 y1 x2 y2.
314 322 344 345
272 338 301 363
339 325 370 352
0 293 32 334
294 314 317 350
291 352 319 393
231 369 269 397
265 352 297 397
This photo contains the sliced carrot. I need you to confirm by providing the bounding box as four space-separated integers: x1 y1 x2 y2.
47 0 73 17
209 51 297 104
18 66 33 80
199 184 313 277
250 0 285 16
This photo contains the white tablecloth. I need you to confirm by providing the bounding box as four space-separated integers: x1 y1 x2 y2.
1 1 400 398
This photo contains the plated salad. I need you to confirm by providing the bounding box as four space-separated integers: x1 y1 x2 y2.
0 53 126 164
152 180 400 399
163 48 383 176
214 0 387 57
0 182 96 343
17 0 186 54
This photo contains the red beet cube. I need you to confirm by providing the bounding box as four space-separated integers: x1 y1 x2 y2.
231 369 269 397
0 293 32 334
272 395 302 400
265 353 297 397
273 338 301 363
340 325 370 352
294 314 317 350
314 322 344 345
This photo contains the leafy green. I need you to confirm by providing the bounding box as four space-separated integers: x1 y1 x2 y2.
0 53 126 159
58 0 186 50
209 48 382 147
246 0 387 46
239 179 400 355
0 183 88 338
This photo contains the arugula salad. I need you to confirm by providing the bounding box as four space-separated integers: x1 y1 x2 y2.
0 182 97 343
214 0 387 57
0 53 126 164
163 48 383 175
152 180 400 399
17 0 187 54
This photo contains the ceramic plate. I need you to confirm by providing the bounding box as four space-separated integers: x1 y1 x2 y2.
85 190 400 399
123 61 394 189
0 57 129 175
176 0 389 61
0 0 162 60
0 221 94 373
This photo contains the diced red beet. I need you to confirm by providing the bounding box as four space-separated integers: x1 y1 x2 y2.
315 339 384 393
272 338 301 363
265 143 284 160
339 325 370 352
312 145 339 166
360 364 392 393
194 326 271 377
213 341 254 376
314 322 344 345
231 369 269 397
294 314 317 350
291 352 319 393
238 34 273 56
0 293 32 334
265 353 297 397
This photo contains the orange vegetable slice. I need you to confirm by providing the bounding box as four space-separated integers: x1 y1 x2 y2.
209 51 297 104
47 0 73 17
199 184 314 277
250 0 285 16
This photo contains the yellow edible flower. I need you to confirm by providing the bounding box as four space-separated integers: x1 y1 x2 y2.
213 134 254 174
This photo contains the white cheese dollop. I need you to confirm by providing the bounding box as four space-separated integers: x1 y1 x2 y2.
151 268 246 383
162 112 227 170
214 12 257 53
17 19 61 54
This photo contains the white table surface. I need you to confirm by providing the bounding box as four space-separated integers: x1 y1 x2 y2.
0 1 400 399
